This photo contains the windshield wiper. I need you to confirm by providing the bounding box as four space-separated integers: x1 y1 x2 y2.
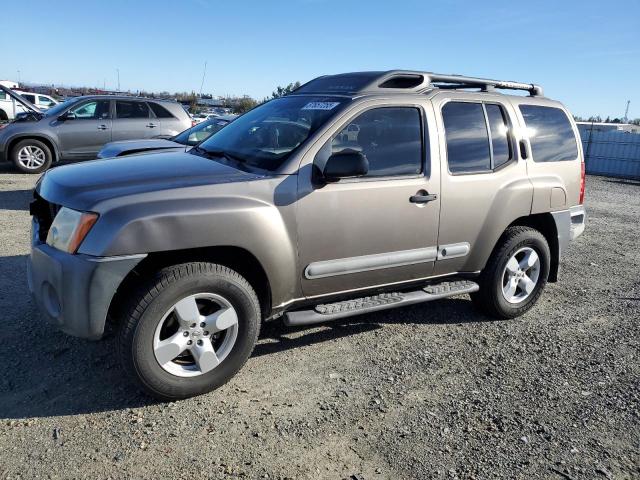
193 146 245 164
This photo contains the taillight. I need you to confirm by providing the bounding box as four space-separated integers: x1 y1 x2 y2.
579 161 586 204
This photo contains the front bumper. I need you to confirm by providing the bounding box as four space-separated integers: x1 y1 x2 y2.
28 233 145 339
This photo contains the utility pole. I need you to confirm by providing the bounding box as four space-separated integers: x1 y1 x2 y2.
17 70 21 84
117 69 120 92
199 61 207 97
623 100 630 123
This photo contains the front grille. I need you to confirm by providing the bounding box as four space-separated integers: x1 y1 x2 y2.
29 193 60 243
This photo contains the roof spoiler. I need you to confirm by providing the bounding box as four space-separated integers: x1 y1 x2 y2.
0 85 42 114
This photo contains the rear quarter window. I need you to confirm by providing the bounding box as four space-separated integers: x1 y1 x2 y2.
149 102 175 119
519 105 578 162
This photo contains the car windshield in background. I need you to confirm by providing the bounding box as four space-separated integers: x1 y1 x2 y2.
43 99 76 117
196 96 348 171
174 118 230 146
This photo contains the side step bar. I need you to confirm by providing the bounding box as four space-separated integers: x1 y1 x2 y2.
284 280 479 327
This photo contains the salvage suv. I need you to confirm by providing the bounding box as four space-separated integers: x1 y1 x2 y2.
28 71 586 400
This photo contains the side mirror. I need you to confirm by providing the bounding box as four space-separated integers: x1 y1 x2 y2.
322 150 369 182
58 111 76 121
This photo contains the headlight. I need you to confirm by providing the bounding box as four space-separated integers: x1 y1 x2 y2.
46 207 98 253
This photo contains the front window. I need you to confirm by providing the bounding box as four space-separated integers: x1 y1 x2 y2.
38 96 55 107
174 118 231 146
70 100 110 119
196 96 348 171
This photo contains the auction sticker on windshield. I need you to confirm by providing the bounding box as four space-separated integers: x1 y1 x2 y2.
301 102 340 111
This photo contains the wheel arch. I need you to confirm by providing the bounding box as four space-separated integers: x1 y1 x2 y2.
107 246 273 327
507 213 560 282
7 134 59 162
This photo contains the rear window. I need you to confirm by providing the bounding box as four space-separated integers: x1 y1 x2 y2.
149 102 174 118
519 105 578 162
116 101 150 119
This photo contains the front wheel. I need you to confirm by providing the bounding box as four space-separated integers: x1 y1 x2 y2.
471 226 550 319
117 262 261 400
11 139 53 174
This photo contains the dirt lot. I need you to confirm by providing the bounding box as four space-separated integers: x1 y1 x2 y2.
0 167 638 480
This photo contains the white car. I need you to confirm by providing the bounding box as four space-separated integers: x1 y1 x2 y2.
0 90 58 121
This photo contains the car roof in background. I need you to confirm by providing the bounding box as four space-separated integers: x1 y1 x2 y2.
63 95 181 104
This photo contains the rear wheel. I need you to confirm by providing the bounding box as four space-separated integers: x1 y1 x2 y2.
11 139 52 174
117 262 261 400
471 226 550 319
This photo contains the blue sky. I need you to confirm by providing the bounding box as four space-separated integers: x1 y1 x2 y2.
2 0 639 118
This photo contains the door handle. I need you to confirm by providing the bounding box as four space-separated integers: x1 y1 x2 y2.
146 123 157 128
97 124 108 130
410 192 438 204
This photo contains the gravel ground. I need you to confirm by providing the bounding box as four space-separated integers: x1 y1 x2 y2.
0 167 638 480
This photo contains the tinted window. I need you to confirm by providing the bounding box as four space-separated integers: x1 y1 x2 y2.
0 92 6 100
330 107 422 177
443 102 490 173
519 105 578 162
486 104 512 168
149 102 174 118
22 94 36 103
69 100 110 119
116 101 150 119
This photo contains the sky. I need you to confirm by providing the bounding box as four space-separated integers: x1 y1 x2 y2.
2 0 639 119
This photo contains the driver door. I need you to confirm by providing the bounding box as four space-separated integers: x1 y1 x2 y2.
56 99 112 159
296 104 441 297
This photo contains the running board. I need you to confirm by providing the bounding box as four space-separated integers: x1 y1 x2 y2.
284 280 479 327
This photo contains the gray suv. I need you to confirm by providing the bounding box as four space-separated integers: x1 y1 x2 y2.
0 87 191 173
27 71 586 400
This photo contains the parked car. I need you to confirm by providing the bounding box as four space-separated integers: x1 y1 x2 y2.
15 91 59 110
0 88 37 121
28 70 586 400
97 114 236 158
0 86 191 173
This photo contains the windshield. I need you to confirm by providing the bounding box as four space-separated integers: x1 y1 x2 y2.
174 118 230 146
44 98 77 117
196 96 347 171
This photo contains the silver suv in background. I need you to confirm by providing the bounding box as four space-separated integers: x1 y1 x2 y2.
0 87 191 173
27 70 586 400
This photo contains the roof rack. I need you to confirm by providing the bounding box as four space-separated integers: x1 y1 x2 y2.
295 70 543 97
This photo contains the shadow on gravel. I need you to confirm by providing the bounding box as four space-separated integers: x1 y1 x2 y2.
0 188 32 211
255 298 488 358
604 178 640 187
0 253 487 420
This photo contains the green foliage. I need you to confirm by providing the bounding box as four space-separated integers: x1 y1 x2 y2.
271 82 301 99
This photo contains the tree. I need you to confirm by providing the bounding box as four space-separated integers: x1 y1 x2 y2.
271 81 301 99
234 96 258 114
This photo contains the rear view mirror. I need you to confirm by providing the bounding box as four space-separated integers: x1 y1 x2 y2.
322 150 368 181
58 111 76 121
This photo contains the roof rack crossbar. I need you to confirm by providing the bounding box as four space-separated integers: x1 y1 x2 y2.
423 73 543 96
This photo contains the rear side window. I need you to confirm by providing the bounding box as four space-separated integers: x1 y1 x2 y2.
0 92 6 100
22 94 36 103
116 101 150 119
442 102 491 173
149 102 174 118
519 105 578 162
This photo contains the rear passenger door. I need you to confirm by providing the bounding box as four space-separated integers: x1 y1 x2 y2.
148 102 185 137
512 102 582 210
433 93 532 276
112 100 157 141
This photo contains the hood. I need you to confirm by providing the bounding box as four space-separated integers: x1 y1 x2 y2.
37 151 267 211
97 138 183 158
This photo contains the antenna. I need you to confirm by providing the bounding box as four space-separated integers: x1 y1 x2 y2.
623 100 630 123
199 61 208 97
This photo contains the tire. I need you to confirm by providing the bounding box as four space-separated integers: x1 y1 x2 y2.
117 262 261 400
11 139 53 174
471 226 550 319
